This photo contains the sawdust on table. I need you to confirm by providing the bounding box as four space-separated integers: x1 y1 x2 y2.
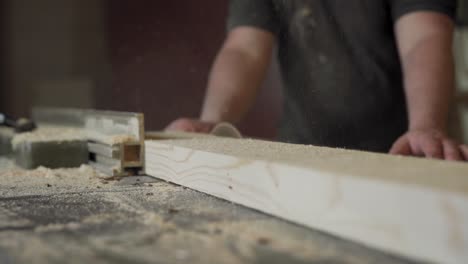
0 165 350 264
11 125 139 150
0 157 113 197
11 126 86 149
86 130 137 145
0 126 15 137
108 134 137 144
132 186 351 263
40 187 346 264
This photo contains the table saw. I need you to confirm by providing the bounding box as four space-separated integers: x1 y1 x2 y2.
1 107 467 264
0 158 416 264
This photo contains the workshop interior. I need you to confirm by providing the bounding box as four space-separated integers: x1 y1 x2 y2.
1 1 468 264
0 0 284 139
1 1 468 140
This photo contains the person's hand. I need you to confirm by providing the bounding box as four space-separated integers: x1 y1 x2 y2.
389 129 468 161
165 118 217 133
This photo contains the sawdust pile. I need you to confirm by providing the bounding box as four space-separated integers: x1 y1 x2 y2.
12 187 343 264
0 158 111 197
9 125 139 149
0 127 14 137
86 130 137 145
11 126 86 149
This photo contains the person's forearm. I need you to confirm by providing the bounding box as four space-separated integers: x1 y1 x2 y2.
398 14 455 133
402 36 454 132
200 47 272 124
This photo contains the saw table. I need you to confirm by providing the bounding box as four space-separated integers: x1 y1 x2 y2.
0 157 417 264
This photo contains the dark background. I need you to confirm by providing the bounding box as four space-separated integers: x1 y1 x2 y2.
0 1 4 111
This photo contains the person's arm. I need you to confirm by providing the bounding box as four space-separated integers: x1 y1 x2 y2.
389 11 468 160
166 27 275 132
201 27 274 123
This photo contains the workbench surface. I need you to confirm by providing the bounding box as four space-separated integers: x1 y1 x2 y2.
0 157 418 264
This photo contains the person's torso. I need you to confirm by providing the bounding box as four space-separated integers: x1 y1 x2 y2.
272 0 408 152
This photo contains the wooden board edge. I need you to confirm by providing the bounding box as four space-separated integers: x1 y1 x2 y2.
144 139 468 264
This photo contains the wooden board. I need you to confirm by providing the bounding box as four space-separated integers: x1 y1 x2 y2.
146 130 216 140
145 137 468 264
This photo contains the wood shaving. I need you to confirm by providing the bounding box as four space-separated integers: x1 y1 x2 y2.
11 126 86 149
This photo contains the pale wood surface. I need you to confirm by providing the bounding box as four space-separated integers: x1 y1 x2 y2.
145 138 468 264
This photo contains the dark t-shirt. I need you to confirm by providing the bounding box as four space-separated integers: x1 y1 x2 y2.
227 0 456 152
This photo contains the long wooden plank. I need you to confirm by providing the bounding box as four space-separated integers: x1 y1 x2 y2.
145 138 468 264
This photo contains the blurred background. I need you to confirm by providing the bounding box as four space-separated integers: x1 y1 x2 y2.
0 0 467 141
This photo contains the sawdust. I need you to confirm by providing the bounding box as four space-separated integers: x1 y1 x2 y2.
130 185 349 263
35 222 82 233
83 190 249 263
31 213 125 234
0 126 14 137
0 184 246 263
130 199 363 263
0 158 112 197
108 134 137 144
200 220 337 260
0 172 401 264
86 130 137 145
11 126 86 149
10 125 138 150
0 235 74 263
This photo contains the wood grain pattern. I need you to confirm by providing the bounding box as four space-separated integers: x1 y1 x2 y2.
145 138 468 264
